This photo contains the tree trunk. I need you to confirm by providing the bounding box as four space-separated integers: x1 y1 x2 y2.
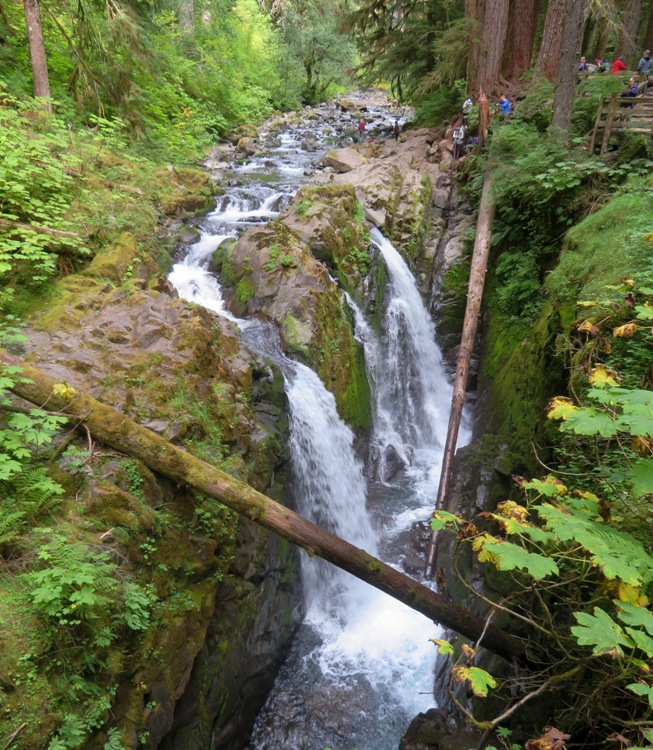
503 0 538 80
478 0 511 91
614 0 644 66
595 18 611 60
0 347 524 663
535 0 567 79
478 91 491 145
23 0 51 111
639 0 653 52
551 0 588 133
424 174 495 578
466 0 486 93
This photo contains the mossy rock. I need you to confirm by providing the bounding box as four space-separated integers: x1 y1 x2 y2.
152 166 216 216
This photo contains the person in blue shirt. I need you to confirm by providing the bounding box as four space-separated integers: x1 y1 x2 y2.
496 95 511 117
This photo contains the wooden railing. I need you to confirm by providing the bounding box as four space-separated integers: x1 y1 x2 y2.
589 91 653 155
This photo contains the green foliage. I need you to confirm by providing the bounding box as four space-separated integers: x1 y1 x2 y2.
0 92 88 306
275 0 357 104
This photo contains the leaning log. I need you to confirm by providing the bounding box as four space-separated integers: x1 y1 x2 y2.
424 174 495 578
0 347 523 663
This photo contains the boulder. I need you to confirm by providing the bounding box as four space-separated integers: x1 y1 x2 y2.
338 98 361 113
237 136 258 155
321 147 368 173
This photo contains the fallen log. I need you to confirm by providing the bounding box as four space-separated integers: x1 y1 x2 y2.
424 174 495 578
0 347 524 663
0 217 80 241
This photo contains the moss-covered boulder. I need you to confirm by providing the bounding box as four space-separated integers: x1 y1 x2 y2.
223 212 371 432
152 166 216 216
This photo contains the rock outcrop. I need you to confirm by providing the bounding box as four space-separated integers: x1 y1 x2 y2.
215 185 372 432
21 230 302 750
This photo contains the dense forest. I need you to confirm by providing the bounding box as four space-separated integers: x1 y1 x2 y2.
1 0 653 748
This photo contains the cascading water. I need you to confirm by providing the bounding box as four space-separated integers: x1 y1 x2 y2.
168 98 469 750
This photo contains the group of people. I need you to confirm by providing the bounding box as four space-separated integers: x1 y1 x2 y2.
578 49 652 82
356 117 401 142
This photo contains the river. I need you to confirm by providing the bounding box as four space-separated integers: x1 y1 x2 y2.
168 93 468 750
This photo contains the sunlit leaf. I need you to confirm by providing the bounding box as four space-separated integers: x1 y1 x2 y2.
627 682 653 708
524 475 568 497
589 365 620 387
571 608 633 656
561 407 618 437
430 638 454 655
618 603 653 635
478 539 559 580
613 323 639 338
547 396 577 420
452 666 497 697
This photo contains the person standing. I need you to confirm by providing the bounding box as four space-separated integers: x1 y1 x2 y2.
611 57 627 74
358 119 366 140
393 119 400 141
637 50 652 82
578 56 588 73
496 94 511 117
462 97 473 124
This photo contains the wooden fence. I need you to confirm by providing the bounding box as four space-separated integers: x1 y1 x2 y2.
589 92 653 155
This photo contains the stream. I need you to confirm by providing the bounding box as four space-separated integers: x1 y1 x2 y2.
168 95 469 750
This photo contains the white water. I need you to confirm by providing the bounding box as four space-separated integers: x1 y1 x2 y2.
167 106 468 749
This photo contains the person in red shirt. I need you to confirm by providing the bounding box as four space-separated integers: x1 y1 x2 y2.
611 57 627 74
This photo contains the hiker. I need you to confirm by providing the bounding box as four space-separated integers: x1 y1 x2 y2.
358 119 366 140
622 78 639 97
393 118 400 141
611 57 627 74
496 95 511 117
637 50 652 81
578 56 588 73
452 125 466 159
462 97 473 124
465 135 479 154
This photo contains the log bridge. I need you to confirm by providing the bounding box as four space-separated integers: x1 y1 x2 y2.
0 348 525 663
590 91 653 155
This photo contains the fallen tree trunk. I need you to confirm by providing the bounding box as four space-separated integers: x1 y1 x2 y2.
0 347 523 662
424 174 495 578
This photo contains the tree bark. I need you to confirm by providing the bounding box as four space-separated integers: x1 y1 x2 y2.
503 0 538 80
639 0 653 52
466 0 486 93
424 174 495 579
551 0 588 133
595 16 610 58
22 0 51 111
478 0 511 92
535 0 568 79
178 0 194 32
614 0 644 65
0 347 525 663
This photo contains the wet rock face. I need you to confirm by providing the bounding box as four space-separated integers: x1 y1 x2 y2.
222 187 372 432
25 272 301 749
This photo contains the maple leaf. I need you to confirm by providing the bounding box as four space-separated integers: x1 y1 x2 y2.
618 602 653 636
452 666 497 697
635 303 653 321
524 475 568 497
496 500 530 523
562 407 618 437
430 638 454 656
479 539 559 580
589 365 620 387
627 460 653 498
571 607 634 656
613 323 639 338
547 396 577 420
627 682 653 708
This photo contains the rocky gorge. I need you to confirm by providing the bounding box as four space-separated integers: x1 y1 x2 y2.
9 90 519 750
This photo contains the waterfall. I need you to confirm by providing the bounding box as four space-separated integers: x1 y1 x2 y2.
167 107 470 749
285 364 376 617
